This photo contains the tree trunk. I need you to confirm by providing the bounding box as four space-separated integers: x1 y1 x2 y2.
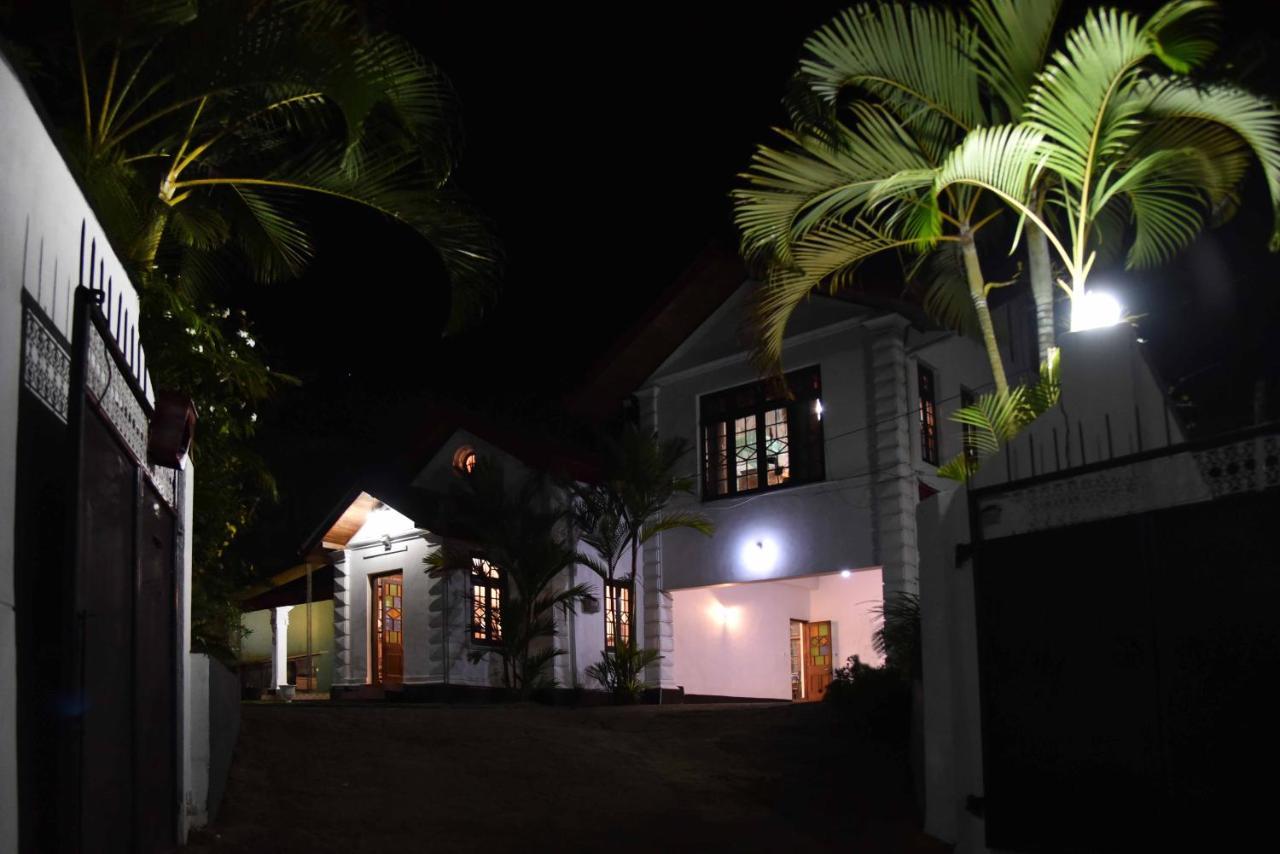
960 232 1009 396
1026 199 1056 366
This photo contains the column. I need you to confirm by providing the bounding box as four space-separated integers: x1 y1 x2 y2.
867 319 920 597
271 605 293 689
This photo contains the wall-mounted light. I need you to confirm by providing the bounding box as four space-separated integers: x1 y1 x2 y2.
1071 289 1124 332
814 399 824 421
740 537 778 576
840 569 851 579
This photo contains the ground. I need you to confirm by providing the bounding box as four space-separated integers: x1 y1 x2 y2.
186 700 948 854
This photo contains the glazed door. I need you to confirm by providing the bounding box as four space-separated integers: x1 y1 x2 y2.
805 620 834 701
372 573 404 688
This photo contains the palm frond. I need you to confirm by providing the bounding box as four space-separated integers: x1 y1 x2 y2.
800 2 983 157
969 0 1063 122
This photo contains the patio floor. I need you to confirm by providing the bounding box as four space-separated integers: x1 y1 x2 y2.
185 700 949 853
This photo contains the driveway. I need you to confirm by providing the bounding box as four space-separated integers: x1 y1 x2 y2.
186 701 948 853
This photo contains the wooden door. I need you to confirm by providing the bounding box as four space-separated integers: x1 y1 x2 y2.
805 620 834 701
373 573 404 688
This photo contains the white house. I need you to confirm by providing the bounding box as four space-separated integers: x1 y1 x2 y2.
291 250 1028 704
1 49 209 850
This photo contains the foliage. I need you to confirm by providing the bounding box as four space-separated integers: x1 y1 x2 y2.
733 0 1066 394
584 642 663 704
916 1 1280 311
938 346 1061 481
577 422 712 681
2 0 500 652
871 591 923 678
825 655 911 744
425 460 590 698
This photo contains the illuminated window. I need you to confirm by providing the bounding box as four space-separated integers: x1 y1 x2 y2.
452 445 478 476
960 386 978 468
604 580 631 650
700 366 823 500
470 559 503 645
918 363 938 465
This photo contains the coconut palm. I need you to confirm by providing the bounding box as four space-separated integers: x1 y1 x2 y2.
734 1 1065 393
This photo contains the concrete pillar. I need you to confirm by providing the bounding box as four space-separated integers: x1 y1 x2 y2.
331 551 353 686
866 318 920 598
271 606 293 689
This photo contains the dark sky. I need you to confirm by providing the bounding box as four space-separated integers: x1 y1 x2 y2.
240 0 1280 563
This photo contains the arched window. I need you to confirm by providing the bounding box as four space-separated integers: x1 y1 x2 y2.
452 445 478 476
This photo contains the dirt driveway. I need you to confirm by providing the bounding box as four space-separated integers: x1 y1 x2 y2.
185 701 949 853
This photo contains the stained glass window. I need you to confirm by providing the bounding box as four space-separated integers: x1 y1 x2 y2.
919 363 939 465
470 559 503 645
604 580 631 650
699 366 823 499
808 621 831 668
960 386 978 468
733 414 758 492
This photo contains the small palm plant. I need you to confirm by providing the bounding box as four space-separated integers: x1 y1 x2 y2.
572 424 712 699
426 461 591 698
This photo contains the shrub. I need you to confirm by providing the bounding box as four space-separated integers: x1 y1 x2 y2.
825 655 911 744
584 642 663 703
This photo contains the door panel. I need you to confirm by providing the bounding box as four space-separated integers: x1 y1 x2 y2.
78 410 138 852
806 620 833 701
135 483 176 851
373 574 404 687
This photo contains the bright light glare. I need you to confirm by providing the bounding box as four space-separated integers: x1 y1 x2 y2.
840 569 851 578
1071 290 1124 331
814 399 824 421
740 538 778 575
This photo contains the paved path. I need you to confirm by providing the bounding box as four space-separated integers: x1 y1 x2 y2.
186 701 950 853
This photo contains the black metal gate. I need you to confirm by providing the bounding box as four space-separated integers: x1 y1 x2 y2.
15 286 180 852
971 436 1280 851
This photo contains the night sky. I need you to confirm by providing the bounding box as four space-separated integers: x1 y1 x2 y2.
239 0 1280 566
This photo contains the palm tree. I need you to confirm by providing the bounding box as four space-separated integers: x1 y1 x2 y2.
426 461 591 698
734 1 1065 392
916 1 1280 329
50 0 497 306
604 424 713 642
3 0 502 649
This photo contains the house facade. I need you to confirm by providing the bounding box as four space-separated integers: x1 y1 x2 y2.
285 274 1026 704
633 284 1015 701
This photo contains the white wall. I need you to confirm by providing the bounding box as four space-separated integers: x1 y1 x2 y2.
2 52 160 849
652 322 880 590
671 568 884 700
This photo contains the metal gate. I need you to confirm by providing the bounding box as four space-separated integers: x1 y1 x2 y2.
16 287 181 852
970 429 1280 851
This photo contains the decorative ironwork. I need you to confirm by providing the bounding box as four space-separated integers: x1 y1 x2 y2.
1193 435 1280 499
22 305 71 422
86 322 148 464
978 431 1280 539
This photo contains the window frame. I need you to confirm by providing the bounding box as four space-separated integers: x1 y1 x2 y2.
469 559 504 647
917 361 939 466
960 385 978 469
604 579 632 651
698 365 825 501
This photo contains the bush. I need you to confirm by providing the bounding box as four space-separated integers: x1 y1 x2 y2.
825 655 911 744
584 643 662 704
